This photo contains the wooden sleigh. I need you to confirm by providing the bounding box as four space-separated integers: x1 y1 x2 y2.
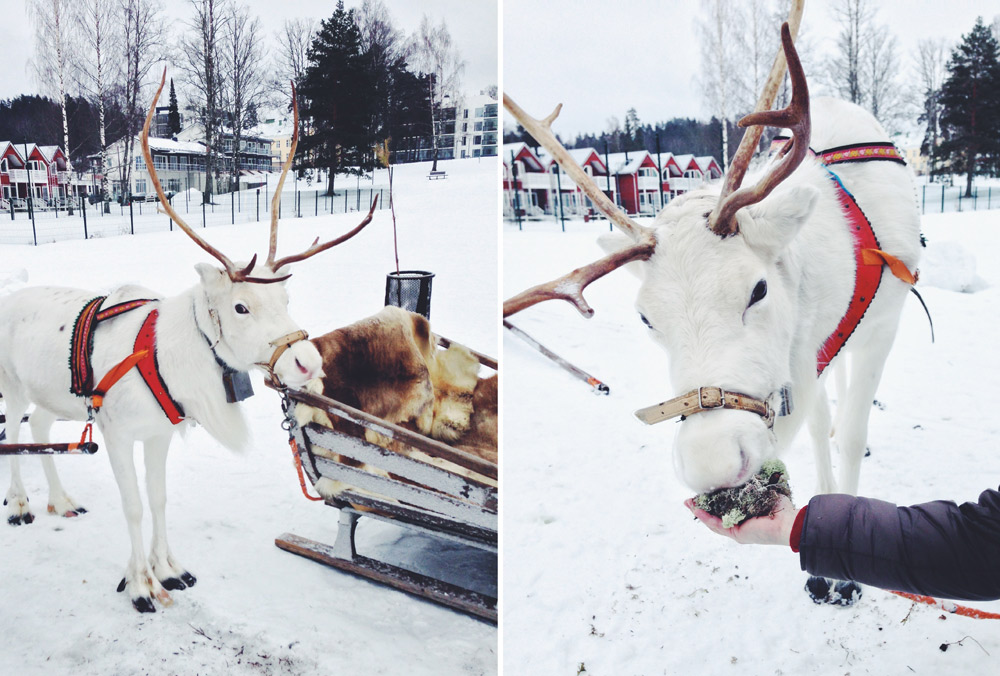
270 343 498 623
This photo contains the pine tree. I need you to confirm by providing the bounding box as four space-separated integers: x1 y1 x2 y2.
937 17 1000 197
167 78 182 136
299 0 376 193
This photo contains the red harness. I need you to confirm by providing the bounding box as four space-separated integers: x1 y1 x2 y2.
770 138 918 376
70 298 185 424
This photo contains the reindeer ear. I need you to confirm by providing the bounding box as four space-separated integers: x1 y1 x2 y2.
597 232 647 280
195 262 229 290
744 184 819 254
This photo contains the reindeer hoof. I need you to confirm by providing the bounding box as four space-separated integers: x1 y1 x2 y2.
805 576 862 606
161 577 187 591
132 596 156 613
8 512 34 526
181 572 197 588
805 576 831 604
830 580 862 606
117 577 127 593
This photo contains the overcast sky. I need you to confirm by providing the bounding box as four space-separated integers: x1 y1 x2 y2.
503 0 1000 139
0 0 498 103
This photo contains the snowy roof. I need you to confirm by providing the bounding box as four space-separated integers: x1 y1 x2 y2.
503 142 544 170
535 147 607 172
673 154 696 170
694 156 721 172
252 116 294 139
605 150 653 175
146 137 207 155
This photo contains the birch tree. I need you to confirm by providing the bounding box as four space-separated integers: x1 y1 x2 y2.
118 0 166 201
178 0 228 202
409 15 465 172
915 38 948 178
220 4 268 191
73 0 117 208
27 0 74 209
698 0 742 170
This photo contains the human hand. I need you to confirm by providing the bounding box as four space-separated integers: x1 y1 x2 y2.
684 494 798 546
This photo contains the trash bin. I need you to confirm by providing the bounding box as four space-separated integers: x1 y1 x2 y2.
385 270 434 319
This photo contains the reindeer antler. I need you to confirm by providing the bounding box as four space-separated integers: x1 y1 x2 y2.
262 81 379 273
269 195 378 271
708 0 807 236
143 69 237 278
502 95 657 317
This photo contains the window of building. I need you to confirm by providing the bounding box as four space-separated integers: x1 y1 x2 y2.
473 135 481 145
475 121 483 132
0 158 7 173
475 107 484 118
135 156 145 170
135 179 147 195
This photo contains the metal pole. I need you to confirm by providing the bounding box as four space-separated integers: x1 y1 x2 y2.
256 188 260 222
941 184 945 213
202 200 206 228
23 144 36 242
604 141 613 232
656 132 664 210
922 184 926 214
81 195 88 239
129 197 134 235
555 164 565 231
231 190 234 225
509 149 522 230
315 189 318 217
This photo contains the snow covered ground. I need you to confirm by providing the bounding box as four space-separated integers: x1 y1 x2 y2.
503 210 1000 674
0 157 497 675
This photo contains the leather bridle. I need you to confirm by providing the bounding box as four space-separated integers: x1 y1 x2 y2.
634 385 792 429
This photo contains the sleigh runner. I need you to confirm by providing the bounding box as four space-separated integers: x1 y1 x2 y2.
270 339 498 623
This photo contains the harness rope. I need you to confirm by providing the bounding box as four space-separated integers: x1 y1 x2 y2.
889 590 1000 620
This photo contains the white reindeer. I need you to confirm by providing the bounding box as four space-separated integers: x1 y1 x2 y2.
0 72 376 612
504 20 920 604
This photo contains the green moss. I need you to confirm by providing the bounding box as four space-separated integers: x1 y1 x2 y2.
694 459 792 528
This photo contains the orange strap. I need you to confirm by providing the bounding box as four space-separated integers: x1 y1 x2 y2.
890 590 1000 620
89 349 150 410
289 438 324 502
861 248 918 285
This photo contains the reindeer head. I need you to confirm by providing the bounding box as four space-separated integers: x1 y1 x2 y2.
142 69 377 390
505 19 811 492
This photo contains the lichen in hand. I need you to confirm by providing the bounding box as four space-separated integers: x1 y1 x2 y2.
694 459 792 529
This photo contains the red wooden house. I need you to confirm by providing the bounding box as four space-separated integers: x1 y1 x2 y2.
503 142 549 217
657 152 684 199
607 151 660 215
536 147 618 218
0 142 27 204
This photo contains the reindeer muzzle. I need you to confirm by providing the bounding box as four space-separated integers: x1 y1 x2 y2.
259 330 309 386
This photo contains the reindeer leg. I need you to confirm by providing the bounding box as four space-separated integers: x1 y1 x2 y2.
144 435 196 592
31 408 87 518
805 377 836 495
106 433 171 613
3 393 34 526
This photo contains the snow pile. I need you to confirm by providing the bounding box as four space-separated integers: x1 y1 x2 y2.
0 157 496 675
0 268 28 295
918 238 985 293
504 209 1000 674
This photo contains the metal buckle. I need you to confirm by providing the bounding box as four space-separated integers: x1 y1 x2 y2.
697 386 725 410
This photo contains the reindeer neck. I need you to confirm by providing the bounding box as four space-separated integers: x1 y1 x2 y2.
150 289 249 451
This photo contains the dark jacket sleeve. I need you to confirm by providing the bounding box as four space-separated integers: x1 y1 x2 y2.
797 488 1000 601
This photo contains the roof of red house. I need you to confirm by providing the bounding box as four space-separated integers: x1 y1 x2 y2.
605 150 656 175
502 142 545 171
536 147 608 174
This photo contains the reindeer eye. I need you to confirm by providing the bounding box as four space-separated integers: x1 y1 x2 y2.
639 313 653 329
748 280 767 308
235 303 250 315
